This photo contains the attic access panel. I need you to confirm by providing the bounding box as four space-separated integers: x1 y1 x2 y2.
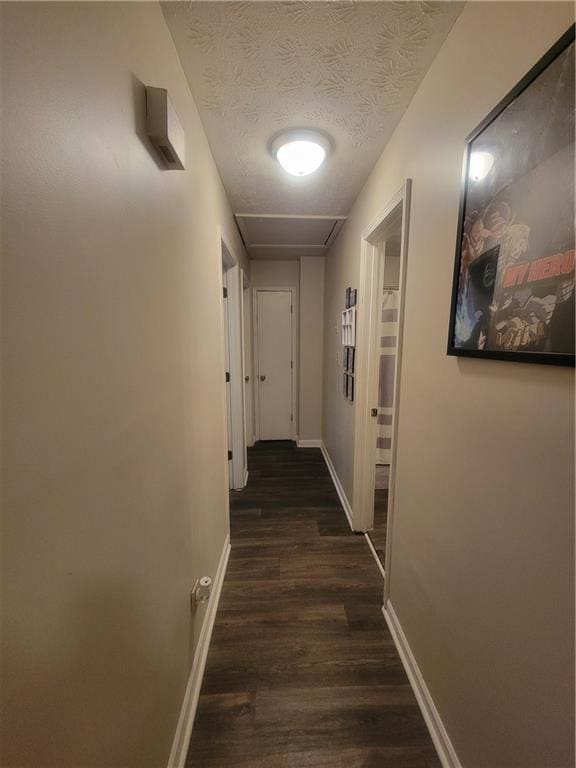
236 214 345 249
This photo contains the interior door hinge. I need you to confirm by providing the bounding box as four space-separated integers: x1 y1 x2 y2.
228 450 232 460
223 286 227 299
225 371 230 383
290 414 293 422
291 304 293 313
291 360 293 369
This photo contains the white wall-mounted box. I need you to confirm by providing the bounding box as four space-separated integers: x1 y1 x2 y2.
145 86 185 170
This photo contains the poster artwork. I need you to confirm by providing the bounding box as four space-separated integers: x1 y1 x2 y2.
449 29 575 365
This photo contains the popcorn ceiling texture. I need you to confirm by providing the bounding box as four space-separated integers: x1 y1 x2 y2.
162 1 463 215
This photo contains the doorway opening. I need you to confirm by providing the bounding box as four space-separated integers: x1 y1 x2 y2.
220 233 247 490
352 180 412 595
369 213 403 573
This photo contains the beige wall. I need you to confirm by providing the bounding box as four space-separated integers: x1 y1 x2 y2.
299 257 325 441
250 258 300 288
322 4 575 767
383 233 401 289
0 3 247 767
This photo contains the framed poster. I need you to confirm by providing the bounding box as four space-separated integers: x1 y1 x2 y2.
447 25 575 367
343 346 354 373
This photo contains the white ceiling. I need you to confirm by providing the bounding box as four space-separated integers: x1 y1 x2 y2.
163 1 463 257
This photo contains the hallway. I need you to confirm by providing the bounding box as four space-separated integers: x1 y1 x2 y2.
2 3 574 767
187 443 440 767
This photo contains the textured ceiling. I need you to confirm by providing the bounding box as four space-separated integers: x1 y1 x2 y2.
163 1 463 219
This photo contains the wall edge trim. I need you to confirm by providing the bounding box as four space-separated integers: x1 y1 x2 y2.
364 532 386 579
320 442 355 531
167 535 231 768
383 600 462 768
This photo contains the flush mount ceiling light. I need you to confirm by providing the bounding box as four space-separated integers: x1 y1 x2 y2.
469 150 494 182
271 130 331 177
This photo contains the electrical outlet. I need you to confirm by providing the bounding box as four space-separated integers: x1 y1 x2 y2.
190 576 212 609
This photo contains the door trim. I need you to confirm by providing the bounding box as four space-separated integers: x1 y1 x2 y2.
252 286 297 442
219 227 247 490
352 180 412 602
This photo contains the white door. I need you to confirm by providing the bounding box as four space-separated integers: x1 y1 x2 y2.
243 285 254 447
222 269 233 486
256 290 293 440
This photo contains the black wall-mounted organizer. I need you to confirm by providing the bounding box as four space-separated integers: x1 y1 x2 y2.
342 287 357 401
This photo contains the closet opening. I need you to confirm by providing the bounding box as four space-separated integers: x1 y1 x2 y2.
352 180 411 594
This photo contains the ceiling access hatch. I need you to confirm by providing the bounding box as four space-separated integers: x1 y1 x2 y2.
235 214 346 260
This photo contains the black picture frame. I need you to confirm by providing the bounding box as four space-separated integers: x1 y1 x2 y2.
343 372 348 397
343 346 354 373
345 287 351 308
348 375 354 402
447 25 575 367
350 288 357 307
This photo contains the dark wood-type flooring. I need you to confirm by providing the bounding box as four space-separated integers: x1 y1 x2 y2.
368 489 388 566
186 441 440 768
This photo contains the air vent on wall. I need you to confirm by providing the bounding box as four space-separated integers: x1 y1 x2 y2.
145 86 185 170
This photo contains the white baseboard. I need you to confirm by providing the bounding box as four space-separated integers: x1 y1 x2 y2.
167 536 231 768
383 601 462 768
296 439 322 448
364 533 385 579
320 442 355 531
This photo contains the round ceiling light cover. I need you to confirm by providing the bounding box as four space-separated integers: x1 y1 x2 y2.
271 130 332 177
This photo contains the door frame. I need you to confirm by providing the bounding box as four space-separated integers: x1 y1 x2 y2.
352 180 412 599
219 227 247 490
252 286 298 442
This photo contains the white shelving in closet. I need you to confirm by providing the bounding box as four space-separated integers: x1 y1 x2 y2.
341 307 356 346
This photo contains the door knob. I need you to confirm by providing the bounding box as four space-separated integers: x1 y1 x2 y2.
371 408 378 417
245 376 250 382
260 375 266 381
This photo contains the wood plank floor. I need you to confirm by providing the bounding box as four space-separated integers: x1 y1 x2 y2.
186 442 440 768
